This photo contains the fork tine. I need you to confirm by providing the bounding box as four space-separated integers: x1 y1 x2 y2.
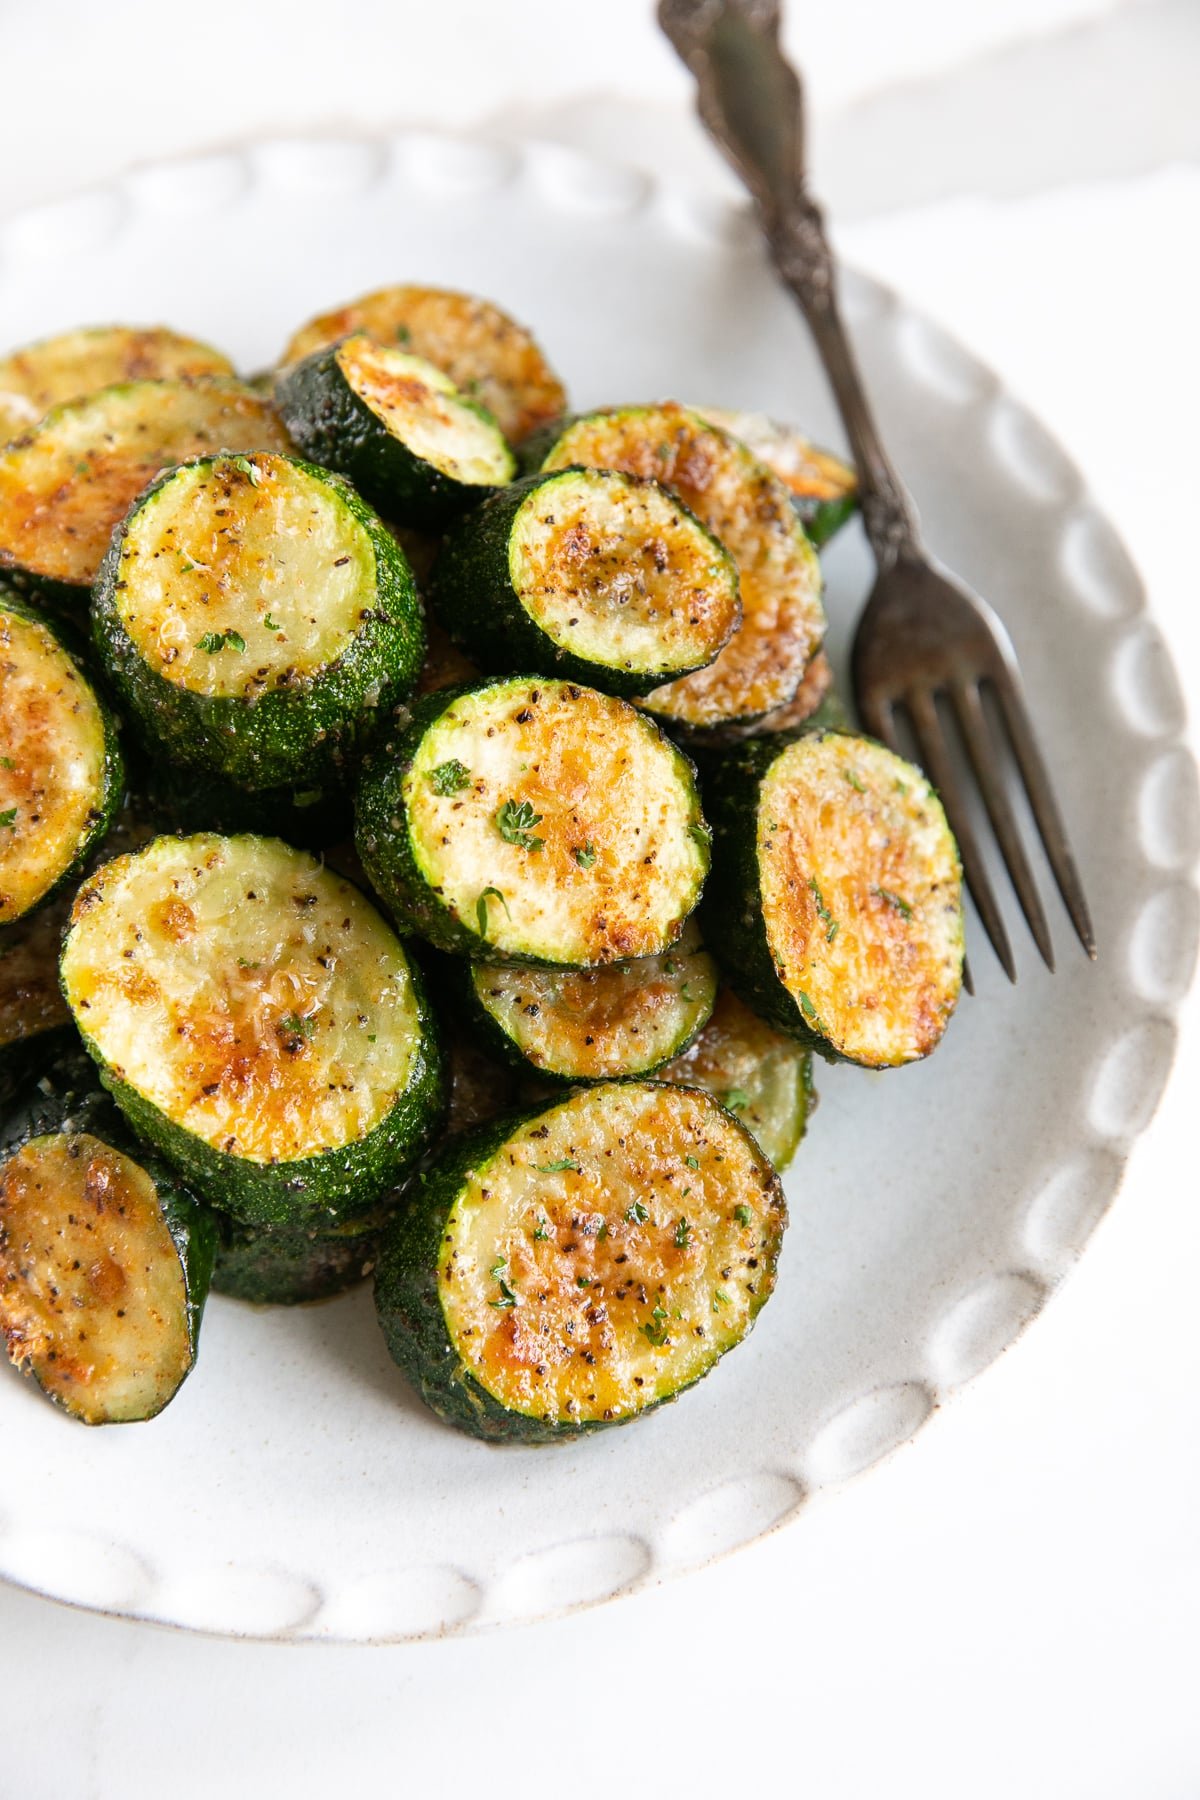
949 680 1055 971
991 671 1097 960
906 687 1016 983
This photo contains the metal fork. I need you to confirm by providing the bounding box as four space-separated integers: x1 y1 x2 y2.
659 0 1095 979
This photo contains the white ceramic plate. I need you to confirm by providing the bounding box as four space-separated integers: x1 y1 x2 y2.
1 133 1196 1643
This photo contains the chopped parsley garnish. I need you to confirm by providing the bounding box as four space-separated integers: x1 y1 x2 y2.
674 1217 691 1249
233 454 262 487
625 1201 649 1225
688 822 711 853
535 1158 579 1174
0 808 16 830
489 1276 518 1310
874 887 913 919
641 1298 669 1347
533 1217 550 1242
496 798 543 852
576 1275 590 1289
475 886 510 938
74 461 90 475
394 324 412 345
0 755 13 769
733 1204 753 1227
684 1155 699 1171
798 991 828 1032
809 876 839 943
663 959 680 976
713 1289 730 1310
264 612 281 631
278 1012 315 1039
236 957 260 970
429 759 471 795
722 1087 749 1112
197 629 245 654
844 768 865 793
572 841 597 869
596 1220 608 1241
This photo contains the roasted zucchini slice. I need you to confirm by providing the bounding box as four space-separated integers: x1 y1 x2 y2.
355 677 710 966
0 592 124 925
281 284 566 444
0 1050 215 1424
692 407 858 548
276 337 515 530
463 917 717 1082
213 1206 386 1305
92 451 423 792
689 649 837 748
374 1079 785 1442
60 834 444 1227
703 730 964 1066
537 404 824 730
429 467 740 698
0 378 292 602
0 893 74 1107
658 988 812 1172
0 325 235 446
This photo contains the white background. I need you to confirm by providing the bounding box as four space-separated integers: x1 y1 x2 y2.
0 2 1197 1794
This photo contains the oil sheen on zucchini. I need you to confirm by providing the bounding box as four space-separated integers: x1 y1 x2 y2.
281 284 566 444
276 337 515 530
0 1051 216 1424
0 593 124 925
429 467 740 697
659 988 812 1172
703 730 964 1066
465 917 718 1082
0 378 292 601
60 834 444 1227
0 325 235 445
92 451 424 792
693 407 858 547
538 404 824 729
374 1080 785 1442
355 677 710 966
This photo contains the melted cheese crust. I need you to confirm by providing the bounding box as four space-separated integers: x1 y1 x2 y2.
757 735 964 1065
472 918 716 1079
0 1133 190 1423
283 284 565 443
61 835 422 1164
115 455 374 697
509 470 738 676
541 406 824 726
439 1082 784 1426
693 407 857 506
336 338 514 485
0 326 234 445
407 681 707 964
0 606 109 923
659 988 809 1171
0 380 292 587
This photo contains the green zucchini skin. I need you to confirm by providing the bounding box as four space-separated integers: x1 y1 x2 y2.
90 454 424 794
212 1207 385 1304
0 890 76 1112
657 986 813 1173
0 589 125 925
138 759 348 851
0 1048 217 1421
275 342 515 531
428 469 738 699
799 491 857 549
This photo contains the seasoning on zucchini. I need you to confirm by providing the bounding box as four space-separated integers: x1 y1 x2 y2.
212 1206 387 1305
374 1079 785 1442
92 451 424 793
429 467 740 697
703 730 964 1066
0 592 124 925
0 1049 216 1424
0 892 74 1108
537 403 825 730
693 407 858 547
0 325 235 446
355 676 710 965
0 378 292 602
281 284 566 444
60 833 444 1227
690 649 837 747
659 987 812 1172
463 917 717 1082
276 336 515 531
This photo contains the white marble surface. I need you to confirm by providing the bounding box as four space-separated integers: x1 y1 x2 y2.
0 3 1197 1794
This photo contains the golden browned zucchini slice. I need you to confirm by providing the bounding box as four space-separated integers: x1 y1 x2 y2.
0 324 235 445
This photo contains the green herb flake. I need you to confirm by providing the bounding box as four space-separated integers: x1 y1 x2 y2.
663 959 680 976
684 1155 699 1171
224 629 246 653
496 797 544 852
0 808 16 830
688 822 711 853
572 841 597 870
641 1298 670 1347
535 1158 580 1175
722 1087 749 1112
236 957 260 970
809 876 839 943
489 1275 518 1311
429 759 471 795
197 629 245 655
576 1275 590 1289
264 612 281 631
475 886 510 938
180 562 196 574
625 1201 649 1225
278 1011 315 1039
844 768 866 793
74 461 90 475
233 454 262 487
394 324 412 345
0 756 12 769
674 1217 691 1249
533 1217 550 1242
798 991 822 1024
596 1220 608 1241
733 1204 753 1228
874 886 913 920
713 1289 731 1311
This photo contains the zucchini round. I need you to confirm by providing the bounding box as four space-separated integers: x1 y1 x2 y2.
276 336 516 530
689 648 837 748
0 325 235 446
0 893 75 1108
281 284 566 444
91 451 424 792
0 378 292 602
0 1049 215 1424
60 833 444 1227
537 404 825 730
703 730 965 1066
374 1079 785 1442
355 677 710 966
463 916 717 1083
658 987 812 1173
429 467 740 698
692 407 858 548
213 1207 386 1305
0 592 124 925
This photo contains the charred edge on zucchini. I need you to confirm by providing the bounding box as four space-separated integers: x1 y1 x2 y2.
0 325 235 446
702 730 965 1066
691 407 858 547
355 677 710 967
374 1080 785 1442
59 833 445 1227
658 987 813 1172
428 467 740 698
91 451 424 792
276 337 515 531
687 649 838 748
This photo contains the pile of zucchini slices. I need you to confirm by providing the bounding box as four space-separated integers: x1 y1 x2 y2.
0 290 964 1441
